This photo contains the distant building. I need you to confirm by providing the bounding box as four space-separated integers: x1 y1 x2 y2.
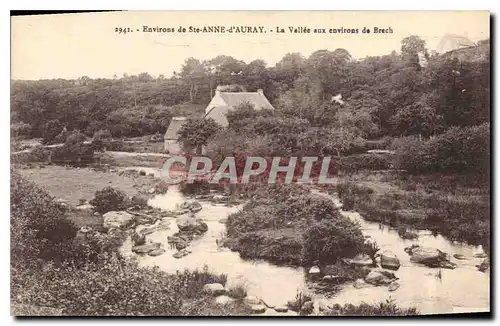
204 88 275 127
164 116 187 153
436 34 476 54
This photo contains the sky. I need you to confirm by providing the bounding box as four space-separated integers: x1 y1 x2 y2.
11 11 490 80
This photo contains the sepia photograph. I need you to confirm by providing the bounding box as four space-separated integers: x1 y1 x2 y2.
10 10 491 316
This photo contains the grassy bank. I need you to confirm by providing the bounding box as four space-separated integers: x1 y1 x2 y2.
336 172 490 251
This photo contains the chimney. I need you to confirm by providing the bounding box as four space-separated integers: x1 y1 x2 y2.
257 89 263 95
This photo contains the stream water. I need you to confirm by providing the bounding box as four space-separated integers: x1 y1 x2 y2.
119 167 490 315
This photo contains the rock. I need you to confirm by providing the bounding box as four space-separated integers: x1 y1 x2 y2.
300 301 314 315
103 211 134 229
132 242 161 254
343 253 374 267
353 278 372 289
175 240 188 250
179 200 203 213
148 187 156 194
453 254 468 260
75 204 95 213
274 306 288 313
136 219 170 235
213 195 229 203
215 295 234 305
477 258 489 272
308 265 321 276
203 283 226 296
406 246 456 269
172 249 191 259
176 217 208 234
244 296 261 305
93 212 101 217
388 282 400 292
365 269 397 286
322 275 343 283
473 252 488 259
148 248 165 256
287 300 301 312
250 304 266 314
380 250 401 270
323 264 340 276
131 232 146 246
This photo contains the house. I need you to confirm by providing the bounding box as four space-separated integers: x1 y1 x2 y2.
164 116 187 153
204 88 275 127
436 34 476 54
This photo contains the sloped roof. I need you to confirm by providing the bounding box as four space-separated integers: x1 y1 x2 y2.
205 105 232 127
164 117 187 140
218 92 274 111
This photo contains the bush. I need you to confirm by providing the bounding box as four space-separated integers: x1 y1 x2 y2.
12 254 184 316
392 123 490 176
302 218 365 266
93 129 112 141
10 172 78 266
338 154 392 174
51 133 94 165
323 299 419 316
90 187 129 214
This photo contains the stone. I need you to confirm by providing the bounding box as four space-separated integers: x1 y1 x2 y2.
132 242 161 254
308 265 321 276
477 258 489 272
213 195 229 203
388 282 400 292
364 269 397 286
250 304 266 314
300 301 314 315
172 249 191 259
148 248 165 256
176 217 208 234
453 254 468 260
274 306 288 313
244 296 261 305
322 275 344 283
473 252 488 259
287 300 301 312
380 250 401 270
406 245 456 269
203 283 226 296
131 232 146 246
343 253 374 267
148 187 156 194
103 211 134 229
215 295 234 306
136 219 170 235
93 212 101 217
175 240 188 250
75 204 95 214
353 278 372 289
180 200 203 213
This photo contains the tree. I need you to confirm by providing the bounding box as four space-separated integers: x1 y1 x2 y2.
401 35 428 68
177 118 221 153
391 100 443 138
179 58 208 102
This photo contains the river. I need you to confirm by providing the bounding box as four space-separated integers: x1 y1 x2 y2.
119 168 490 315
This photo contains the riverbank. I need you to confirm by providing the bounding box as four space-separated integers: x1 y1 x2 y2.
334 171 490 251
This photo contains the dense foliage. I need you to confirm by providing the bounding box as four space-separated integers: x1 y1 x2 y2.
89 186 130 214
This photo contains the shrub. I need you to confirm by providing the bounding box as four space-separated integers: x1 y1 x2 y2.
130 194 149 208
392 123 490 177
12 254 184 316
323 299 419 316
227 283 247 300
338 154 392 174
11 146 52 164
90 187 129 214
51 133 94 165
10 172 78 266
93 129 112 141
302 218 365 266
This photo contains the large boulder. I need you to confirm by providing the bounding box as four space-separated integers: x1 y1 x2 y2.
215 295 234 306
343 253 374 267
173 249 191 259
131 232 146 246
148 248 165 256
176 217 208 234
365 269 397 286
477 258 489 272
132 242 161 254
75 204 95 214
388 282 400 292
250 304 266 314
103 211 134 229
405 245 456 269
135 219 171 235
244 296 261 305
179 200 202 213
203 283 226 296
380 250 401 270
308 266 321 277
